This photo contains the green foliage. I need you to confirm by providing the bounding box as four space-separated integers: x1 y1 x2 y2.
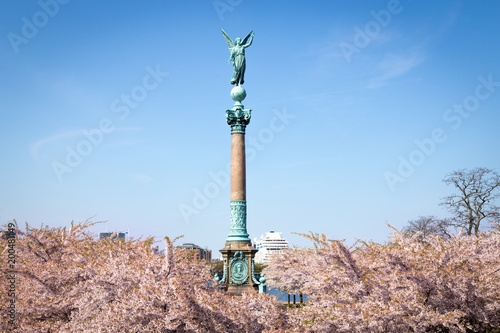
254 263 267 273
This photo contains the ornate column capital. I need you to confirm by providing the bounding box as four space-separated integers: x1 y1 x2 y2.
226 108 251 134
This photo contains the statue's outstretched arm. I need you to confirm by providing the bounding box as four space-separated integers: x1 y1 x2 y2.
244 36 253 48
242 31 254 48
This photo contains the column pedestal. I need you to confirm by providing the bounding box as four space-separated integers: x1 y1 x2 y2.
219 241 259 295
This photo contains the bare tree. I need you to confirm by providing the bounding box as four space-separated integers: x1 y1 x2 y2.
440 167 500 235
403 216 451 240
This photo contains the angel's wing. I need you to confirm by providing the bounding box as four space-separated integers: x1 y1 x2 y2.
241 30 253 45
221 28 234 49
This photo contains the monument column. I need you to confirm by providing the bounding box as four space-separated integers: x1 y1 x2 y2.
216 29 265 295
225 94 251 243
218 90 259 295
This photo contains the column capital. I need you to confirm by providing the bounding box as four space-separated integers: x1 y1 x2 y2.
226 108 251 134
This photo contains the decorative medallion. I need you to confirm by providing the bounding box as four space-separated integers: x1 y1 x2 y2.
230 251 249 284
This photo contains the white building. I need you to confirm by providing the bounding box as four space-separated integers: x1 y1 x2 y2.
253 231 289 264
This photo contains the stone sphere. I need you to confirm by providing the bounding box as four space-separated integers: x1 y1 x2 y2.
230 85 247 102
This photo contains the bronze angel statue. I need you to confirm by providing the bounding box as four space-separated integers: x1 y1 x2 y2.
221 29 254 86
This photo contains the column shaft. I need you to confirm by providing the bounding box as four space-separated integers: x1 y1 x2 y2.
231 133 246 201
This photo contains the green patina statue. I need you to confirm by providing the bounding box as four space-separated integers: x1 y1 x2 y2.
221 29 254 86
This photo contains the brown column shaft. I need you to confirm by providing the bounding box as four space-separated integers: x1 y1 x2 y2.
231 133 246 201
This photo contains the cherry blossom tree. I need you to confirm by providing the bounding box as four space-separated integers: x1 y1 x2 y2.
0 220 285 332
2 219 500 332
265 227 500 332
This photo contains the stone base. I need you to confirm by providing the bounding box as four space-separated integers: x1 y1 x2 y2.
227 284 257 295
219 241 259 296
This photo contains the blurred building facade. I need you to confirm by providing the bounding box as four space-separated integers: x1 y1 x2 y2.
99 232 127 241
178 243 212 261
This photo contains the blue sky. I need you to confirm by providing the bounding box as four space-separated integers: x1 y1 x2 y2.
1 0 499 253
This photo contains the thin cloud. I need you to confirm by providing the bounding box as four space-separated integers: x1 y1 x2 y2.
31 127 143 160
104 139 146 149
134 173 153 183
368 53 425 89
268 157 343 171
269 181 325 190
30 129 83 160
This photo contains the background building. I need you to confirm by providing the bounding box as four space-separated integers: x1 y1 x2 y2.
178 243 212 261
253 231 289 264
99 232 127 241
151 245 161 255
